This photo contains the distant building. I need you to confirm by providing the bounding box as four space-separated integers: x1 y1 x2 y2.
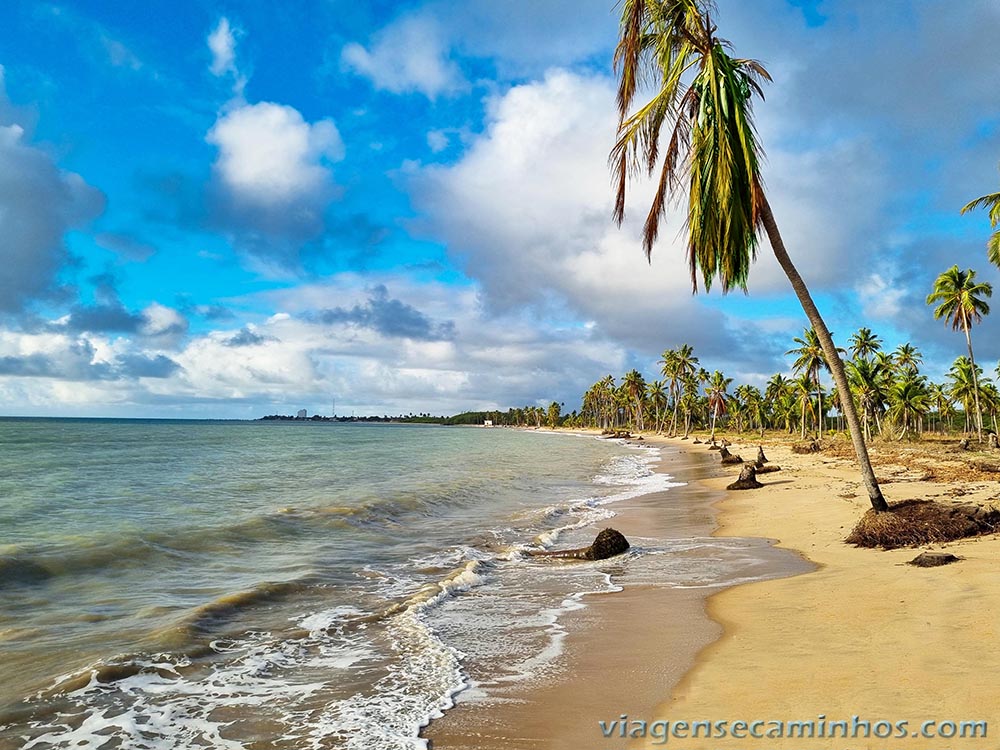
484 419 493 426
297 409 308 419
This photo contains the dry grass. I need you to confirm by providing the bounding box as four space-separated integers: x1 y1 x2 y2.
845 499 1000 549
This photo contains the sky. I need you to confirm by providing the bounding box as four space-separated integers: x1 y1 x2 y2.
0 0 999 419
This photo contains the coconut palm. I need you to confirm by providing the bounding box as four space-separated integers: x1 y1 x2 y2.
960 168 1000 269
926 265 992 441
611 0 887 510
705 370 732 441
847 357 891 442
848 327 882 362
647 379 669 432
622 369 647 429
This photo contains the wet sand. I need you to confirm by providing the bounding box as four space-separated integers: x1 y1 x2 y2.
424 442 812 750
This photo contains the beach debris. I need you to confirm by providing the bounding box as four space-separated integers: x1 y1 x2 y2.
791 438 820 454
719 445 744 465
958 438 970 451
908 552 961 567
756 446 769 464
707 440 722 451
528 528 631 561
727 464 763 490
846 499 1000 549
692 437 702 444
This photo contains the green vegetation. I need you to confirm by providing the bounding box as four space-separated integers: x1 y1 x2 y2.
574 336 1000 442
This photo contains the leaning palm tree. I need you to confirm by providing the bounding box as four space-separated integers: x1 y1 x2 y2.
960 167 1000 269
611 0 887 510
926 265 992 441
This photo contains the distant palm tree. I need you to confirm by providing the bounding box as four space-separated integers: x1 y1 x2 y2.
849 327 882 362
961 168 1000 269
787 327 837 435
660 344 699 435
926 265 992 441
893 343 922 377
947 357 983 435
848 357 891 441
886 375 930 439
611 0 887 510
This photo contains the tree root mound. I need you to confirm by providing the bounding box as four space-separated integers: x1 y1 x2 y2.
908 552 961 567
846 499 1000 549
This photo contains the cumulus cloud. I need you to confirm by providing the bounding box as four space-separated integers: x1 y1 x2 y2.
206 101 345 263
342 14 466 99
0 72 105 312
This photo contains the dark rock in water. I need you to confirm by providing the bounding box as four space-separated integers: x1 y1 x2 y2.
727 464 763 490
756 446 769 464
527 528 630 561
908 552 961 567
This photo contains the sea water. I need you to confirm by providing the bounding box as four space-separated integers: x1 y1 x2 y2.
0 419 787 749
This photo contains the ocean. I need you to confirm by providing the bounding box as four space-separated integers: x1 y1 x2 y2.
0 419 798 749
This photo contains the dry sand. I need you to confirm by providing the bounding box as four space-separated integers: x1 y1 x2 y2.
641 434 1000 750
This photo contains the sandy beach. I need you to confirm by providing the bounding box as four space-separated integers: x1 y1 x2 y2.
427 431 1000 750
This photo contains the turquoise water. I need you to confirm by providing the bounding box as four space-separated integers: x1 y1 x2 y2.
0 420 788 750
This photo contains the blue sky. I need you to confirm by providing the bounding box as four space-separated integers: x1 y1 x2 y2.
0 0 998 418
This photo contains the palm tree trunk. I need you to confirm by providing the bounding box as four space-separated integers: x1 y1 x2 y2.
760 196 888 512
962 321 984 442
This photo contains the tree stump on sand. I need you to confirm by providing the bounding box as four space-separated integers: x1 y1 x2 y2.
727 464 763 490
707 440 722 451
527 528 630 561
908 552 961 567
719 446 744 465
959 438 971 451
756 446 769 464
990 434 999 450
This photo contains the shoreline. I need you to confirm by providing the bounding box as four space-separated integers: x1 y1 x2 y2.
424 434 812 749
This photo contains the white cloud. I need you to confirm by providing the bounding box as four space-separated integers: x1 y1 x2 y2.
207 102 343 206
341 14 465 99
208 17 238 77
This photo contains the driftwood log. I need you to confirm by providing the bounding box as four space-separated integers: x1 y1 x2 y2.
727 464 763 490
528 528 630 561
